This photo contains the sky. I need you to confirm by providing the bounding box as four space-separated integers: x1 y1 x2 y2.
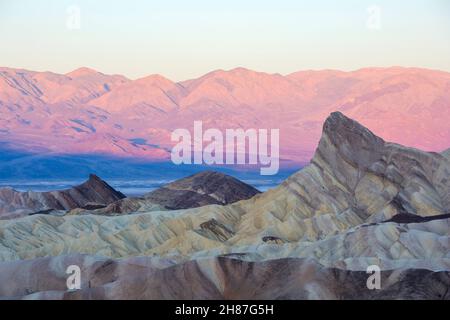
0 0 449 81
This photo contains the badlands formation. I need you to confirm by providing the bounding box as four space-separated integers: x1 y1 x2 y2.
0 112 449 299
0 174 125 219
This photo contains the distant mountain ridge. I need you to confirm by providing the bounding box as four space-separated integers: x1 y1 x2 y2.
68 171 261 215
1 66 450 163
144 171 261 209
0 170 262 218
0 174 125 219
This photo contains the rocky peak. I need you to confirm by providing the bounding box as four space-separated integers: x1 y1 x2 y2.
0 174 125 219
298 112 450 222
66 67 100 78
315 111 385 171
75 174 126 202
144 171 261 210
161 171 260 204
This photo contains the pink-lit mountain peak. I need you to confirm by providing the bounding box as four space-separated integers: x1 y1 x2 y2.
66 67 101 78
192 67 286 84
87 73 186 112
180 67 305 109
135 74 179 89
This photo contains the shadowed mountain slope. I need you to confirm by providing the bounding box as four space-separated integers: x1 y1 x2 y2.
144 171 261 209
68 171 261 215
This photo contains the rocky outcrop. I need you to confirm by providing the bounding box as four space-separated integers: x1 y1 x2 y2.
0 112 449 299
443 148 450 159
66 197 165 216
290 111 450 223
0 174 125 219
383 212 450 224
72 171 261 215
144 171 261 209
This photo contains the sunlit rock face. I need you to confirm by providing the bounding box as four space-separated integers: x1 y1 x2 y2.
0 112 448 299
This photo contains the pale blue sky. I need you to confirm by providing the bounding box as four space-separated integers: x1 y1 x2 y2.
0 0 449 80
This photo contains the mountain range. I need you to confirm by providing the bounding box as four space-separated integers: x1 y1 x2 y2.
0 174 125 219
1 66 450 164
0 171 260 219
